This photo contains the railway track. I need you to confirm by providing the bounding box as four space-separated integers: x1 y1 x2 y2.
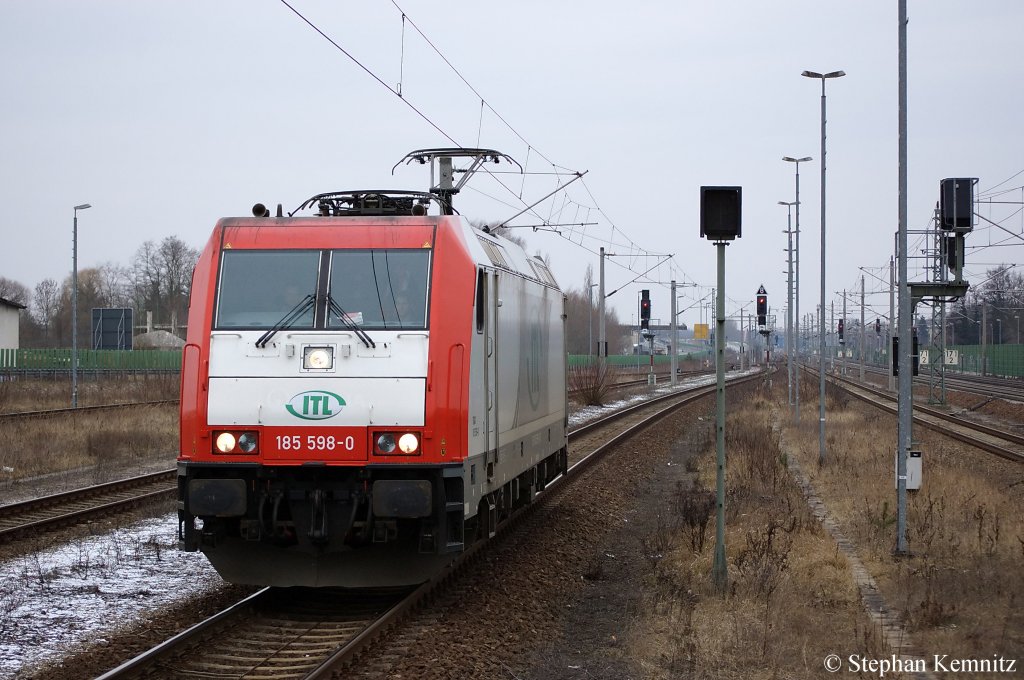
0 469 176 542
823 370 1024 464
98 371 760 680
850 363 1024 402
568 368 714 397
0 399 177 423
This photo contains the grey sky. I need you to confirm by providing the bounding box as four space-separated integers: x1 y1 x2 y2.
2 1 1021 329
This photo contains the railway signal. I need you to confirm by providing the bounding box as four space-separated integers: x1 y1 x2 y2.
756 285 767 327
838 318 845 344
640 289 651 330
700 184 742 593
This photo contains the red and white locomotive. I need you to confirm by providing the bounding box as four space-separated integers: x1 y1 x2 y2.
178 149 568 587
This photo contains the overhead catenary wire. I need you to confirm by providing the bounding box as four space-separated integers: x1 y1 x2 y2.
278 0 692 289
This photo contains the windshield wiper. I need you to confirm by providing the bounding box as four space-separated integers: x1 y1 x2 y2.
255 294 316 348
328 295 376 348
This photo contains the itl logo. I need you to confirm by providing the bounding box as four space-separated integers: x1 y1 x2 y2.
286 391 345 420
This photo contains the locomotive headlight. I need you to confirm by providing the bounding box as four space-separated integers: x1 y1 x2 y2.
237 432 258 453
215 432 237 453
302 346 334 370
398 433 419 454
376 433 397 454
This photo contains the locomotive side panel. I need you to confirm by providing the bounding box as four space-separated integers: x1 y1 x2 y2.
493 270 566 462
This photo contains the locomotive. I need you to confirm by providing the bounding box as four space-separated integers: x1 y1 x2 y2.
177 149 568 587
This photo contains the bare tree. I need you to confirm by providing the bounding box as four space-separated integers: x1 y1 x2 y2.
129 236 199 333
0 276 30 305
158 236 199 329
31 278 60 346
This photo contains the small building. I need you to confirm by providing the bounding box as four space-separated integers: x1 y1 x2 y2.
0 296 26 349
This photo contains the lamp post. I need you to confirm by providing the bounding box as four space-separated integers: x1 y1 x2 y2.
72 203 92 408
802 68 845 464
782 156 811 422
779 201 796 413
996 318 1002 345
1015 315 1020 344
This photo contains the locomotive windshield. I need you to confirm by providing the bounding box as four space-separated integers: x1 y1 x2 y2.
213 248 430 330
328 249 430 330
215 250 320 329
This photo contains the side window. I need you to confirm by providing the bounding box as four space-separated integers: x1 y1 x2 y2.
475 269 486 333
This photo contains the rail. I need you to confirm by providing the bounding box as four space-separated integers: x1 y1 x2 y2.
0 470 177 542
97 371 761 679
818 369 1024 465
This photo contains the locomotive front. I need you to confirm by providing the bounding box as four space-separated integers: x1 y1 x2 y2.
178 212 480 586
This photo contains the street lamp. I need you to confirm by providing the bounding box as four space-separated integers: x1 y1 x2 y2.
782 155 812 422
802 68 845 464
72 203 92 408
1015 315 1020 344
779 201 796 412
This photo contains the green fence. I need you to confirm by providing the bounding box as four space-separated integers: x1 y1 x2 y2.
569 350 713 368
946 344 1024 379
833 344 1024 380
0 348 182 372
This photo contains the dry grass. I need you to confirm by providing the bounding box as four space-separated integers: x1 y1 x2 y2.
626 383 884 679
0 377 179 484
780 371 1024 663
0 374 178 413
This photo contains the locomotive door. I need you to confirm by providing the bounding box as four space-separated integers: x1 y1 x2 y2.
475 268 499 464
481 268 498 459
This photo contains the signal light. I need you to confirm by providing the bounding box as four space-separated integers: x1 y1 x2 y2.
756 289 767 327
838 319 845 343
640 289 651 330
875 319 881 335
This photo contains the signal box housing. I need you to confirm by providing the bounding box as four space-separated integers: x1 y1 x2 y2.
940 178 975 233
700 186 742 240
895 449 923 491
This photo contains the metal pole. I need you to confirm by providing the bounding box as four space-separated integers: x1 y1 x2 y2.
895 0 910 555
71 203 91 408
889 255 896 391
940 299 946 401
842 291 847 375
831 300 835 373
713 241 728 591
588 285 593 360
860 275 866 380
982 304 987 375
671 280 678 386
787 208 794 409
783 157 811 422
72 211 79 409
818 78 828 465
598 248 606 379
741 309 745 371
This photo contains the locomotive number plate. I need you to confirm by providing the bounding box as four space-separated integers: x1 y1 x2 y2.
262 427 367 461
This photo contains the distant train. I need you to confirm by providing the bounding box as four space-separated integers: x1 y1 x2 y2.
177 149 568 587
